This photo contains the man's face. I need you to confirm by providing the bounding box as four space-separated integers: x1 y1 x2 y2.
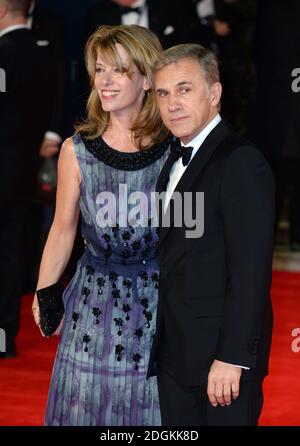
155 58 222 144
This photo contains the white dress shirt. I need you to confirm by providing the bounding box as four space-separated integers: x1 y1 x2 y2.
121 0 149 28
164 114 221 212
164 113 249 371
196 0 215 18
0 24 28 39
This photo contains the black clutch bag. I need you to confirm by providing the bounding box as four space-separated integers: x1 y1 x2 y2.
36 281 65 337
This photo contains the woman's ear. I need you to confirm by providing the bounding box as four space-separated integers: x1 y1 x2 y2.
143 77 151 92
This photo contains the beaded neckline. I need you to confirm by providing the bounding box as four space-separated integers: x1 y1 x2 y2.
80 133 173 171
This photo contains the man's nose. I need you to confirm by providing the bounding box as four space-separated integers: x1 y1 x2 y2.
168 94 181 111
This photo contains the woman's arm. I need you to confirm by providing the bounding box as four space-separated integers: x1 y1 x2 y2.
32 137 81 330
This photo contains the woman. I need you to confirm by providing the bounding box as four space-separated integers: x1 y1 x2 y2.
32 25 173 426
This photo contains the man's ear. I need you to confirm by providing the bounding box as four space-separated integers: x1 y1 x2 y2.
0 1 8 20
210 82 222 106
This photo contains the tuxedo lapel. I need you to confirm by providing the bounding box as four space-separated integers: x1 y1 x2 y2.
156 151 176 194
158 121 230 248
175 121 230 197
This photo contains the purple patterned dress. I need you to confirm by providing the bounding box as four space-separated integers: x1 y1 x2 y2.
44 133 171 426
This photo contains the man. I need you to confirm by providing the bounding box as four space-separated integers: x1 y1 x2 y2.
148 43 275 425
23 1 68 294
84 0 198 50
29 0 68 157
0 0 50 358
79 0 199 112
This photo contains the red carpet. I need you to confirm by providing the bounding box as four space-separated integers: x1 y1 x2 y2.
0 271 299 426
0 295 59 426
259 271 300 426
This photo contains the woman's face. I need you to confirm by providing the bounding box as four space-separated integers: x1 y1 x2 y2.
94 43 149 118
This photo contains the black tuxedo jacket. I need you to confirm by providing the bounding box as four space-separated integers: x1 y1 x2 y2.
31 5 68 137
84 0 199 50
148 120 275 386
0 29 51 202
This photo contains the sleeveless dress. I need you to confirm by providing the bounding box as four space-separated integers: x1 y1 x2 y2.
44 133 172 426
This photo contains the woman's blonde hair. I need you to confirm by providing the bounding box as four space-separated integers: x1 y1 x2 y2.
75 25 169 149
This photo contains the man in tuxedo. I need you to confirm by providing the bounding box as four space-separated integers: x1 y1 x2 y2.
148 43 275 425
0 0 50 358
22 1 69 294
79 0 199 112
84 0 198 50
29 0 68 156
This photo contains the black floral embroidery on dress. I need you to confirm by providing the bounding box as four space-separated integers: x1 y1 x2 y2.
131 240 141 255
123 278 132 298
143 310 152 329
134 328 143 342
132 353 142 371
121 231 131 248
83 333 91 352
112 224 119 239
115 344 125 361
102 233 111 243
141 297 152 327
103 244 112 258
121 249 130 261
151 272 159 289
97 276 106 295
81 134 172 171
122 303 131 321
109 272 119 285
114 317 123 336
86 266 95 283
139 271 148 287
82 287 90 304
141 297 149 309
72 312 79 330
112 288 120 307
92 307 102 324
109 271 119 304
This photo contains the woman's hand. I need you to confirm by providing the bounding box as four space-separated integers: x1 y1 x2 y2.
53 316 65 336
32 294 45 337
32 294 65 337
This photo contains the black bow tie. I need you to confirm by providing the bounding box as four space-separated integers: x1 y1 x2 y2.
120 5 141 15
171 145 194 167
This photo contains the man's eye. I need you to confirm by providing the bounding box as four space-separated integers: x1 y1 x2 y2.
180 88 191 94
158 91 168 97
